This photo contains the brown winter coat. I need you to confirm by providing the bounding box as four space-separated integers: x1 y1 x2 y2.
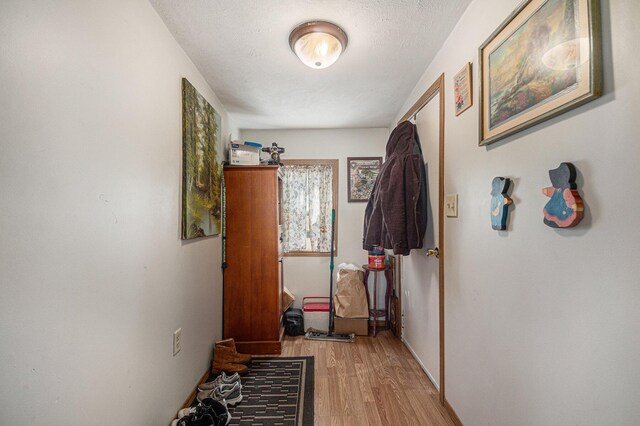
362 121 427 255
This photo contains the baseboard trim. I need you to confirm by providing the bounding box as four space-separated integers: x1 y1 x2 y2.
444 398 463 426
173 367 209 424
402 339 440 391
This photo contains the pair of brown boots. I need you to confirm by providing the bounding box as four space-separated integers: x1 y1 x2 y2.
212 338 252 376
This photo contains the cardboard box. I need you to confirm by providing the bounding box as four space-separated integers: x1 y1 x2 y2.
334 317 368 336
229 142 261 165
282 286 295 312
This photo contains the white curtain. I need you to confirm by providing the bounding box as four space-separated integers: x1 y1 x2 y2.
282 164 333 253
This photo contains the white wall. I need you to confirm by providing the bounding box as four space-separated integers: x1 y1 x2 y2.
240 129 388 310
0 1 234 424
395 0 640 424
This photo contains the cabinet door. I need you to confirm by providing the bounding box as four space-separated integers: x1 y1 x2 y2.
223 169 254 341
249 169 279 340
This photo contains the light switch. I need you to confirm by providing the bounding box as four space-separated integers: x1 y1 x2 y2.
445 193 458 217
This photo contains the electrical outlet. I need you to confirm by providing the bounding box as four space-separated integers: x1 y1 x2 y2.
173 328 182 356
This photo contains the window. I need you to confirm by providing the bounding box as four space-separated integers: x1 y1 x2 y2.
281 159 338 256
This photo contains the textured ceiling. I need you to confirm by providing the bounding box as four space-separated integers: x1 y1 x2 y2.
149 0 472 129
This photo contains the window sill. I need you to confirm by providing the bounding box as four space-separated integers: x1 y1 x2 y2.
284 251 336 257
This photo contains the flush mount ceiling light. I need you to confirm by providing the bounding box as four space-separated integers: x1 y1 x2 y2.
289 21 348 69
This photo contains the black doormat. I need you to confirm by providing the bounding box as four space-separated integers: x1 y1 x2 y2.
192 357 314 426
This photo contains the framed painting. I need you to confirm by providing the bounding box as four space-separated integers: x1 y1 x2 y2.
182 78 222 240
347 157 382 202
478 0 602 146
454 62 473 116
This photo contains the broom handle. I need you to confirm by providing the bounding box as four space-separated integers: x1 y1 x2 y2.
328 208 336 335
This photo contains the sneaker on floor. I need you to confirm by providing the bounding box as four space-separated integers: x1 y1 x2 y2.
177 399 228 419
212 382 242 406
200 398 231 426
177 406 197 419
171 411 214 426
197 381 242 406
198 372 240 391
177 401 230 426
177 404 208 419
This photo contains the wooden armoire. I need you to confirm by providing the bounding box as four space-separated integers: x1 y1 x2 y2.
223 165 284 355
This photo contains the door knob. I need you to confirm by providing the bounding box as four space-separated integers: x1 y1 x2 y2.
426 247 440 259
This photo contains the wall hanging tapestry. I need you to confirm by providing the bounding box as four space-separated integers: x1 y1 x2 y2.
181 78 222 239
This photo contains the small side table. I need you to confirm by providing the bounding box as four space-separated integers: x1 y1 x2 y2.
362 265 393 337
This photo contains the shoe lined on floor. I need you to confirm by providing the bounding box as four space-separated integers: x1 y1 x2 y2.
200 398 231 426
212 382 242 406
198 372 240 392
210 338 251 375
175 399 230 426
177 406 197 420
177 405 207 420
177 399 228 419
212 348 249 375
211 357 248 376
197 381 242 406
170 411 214 426
215 338 252 365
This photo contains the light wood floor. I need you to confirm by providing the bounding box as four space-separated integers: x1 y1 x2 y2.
280 330 455 426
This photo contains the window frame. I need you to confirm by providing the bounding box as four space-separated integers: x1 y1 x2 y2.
281 159 339 257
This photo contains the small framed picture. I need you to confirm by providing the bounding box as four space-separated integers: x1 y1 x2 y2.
347 157 382 202
454 62 473 116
